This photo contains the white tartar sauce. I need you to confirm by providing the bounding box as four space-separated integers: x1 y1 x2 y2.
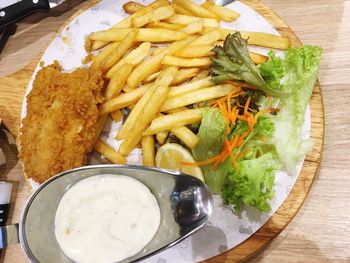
54 174 161 263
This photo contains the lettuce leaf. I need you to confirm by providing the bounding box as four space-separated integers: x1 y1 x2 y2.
222 151 282 212
192 108 229 193
260 46 323 174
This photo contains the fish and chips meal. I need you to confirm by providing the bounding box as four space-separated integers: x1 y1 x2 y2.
18 0 322 212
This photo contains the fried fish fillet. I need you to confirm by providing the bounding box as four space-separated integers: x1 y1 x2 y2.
18 62 105 184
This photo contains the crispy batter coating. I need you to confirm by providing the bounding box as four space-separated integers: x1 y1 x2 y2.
18 62 105 183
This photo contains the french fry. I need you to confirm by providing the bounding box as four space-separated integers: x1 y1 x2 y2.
99 83 152 115
132 6 175 28
123 1 144 14
191 69 209 81
156 131 169 145
95 140 126 164
249 51 269 64
144 67 200 85
127 36 196 88
165 14 219 27
173 0 217 19
116 84 158 140
171 126 199 148
106 42 151 79
161 85 239 112
143 71 161 83
93 115 108 144
101 30 137 72
90 0 169 50
143 108 204 136
168 76 213 98
175 44 215 57
105 63 133 100
204 27 291 49
110 110 124 122
141 136 155 166
201 1 240 22
162 55 211 67
190 29 221 46
127 53 165 89
92 41 119 65
172 3 195 16
180 20 203 34
146 22 185 30
89 28 188 42
119 67 178 155
171 68 200 85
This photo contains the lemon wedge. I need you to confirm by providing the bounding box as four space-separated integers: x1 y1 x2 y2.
155 143 204 182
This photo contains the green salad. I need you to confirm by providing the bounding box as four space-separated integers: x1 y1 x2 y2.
191 32 322 212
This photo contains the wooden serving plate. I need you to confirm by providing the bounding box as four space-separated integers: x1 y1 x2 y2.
0 0 324 261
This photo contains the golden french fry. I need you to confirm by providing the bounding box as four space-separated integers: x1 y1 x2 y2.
110 110 124 122
249 51 269 64
89 28 188 42
132 6 175 28
141 136 155 166
89 0 169 50
190 29 221 46
156 131 169 145
168 76 212 98
146 22 185 30
162 34 197 55
161 85 239 112
180 20 203 34
171 68 200 85
175 44 215 57
191 69 209 81
171 126 199 148
95 140 127 164
165 14 219 27
106 42 151 79
99 83 152 115
162 55 211 67
143 108 204 136
204 27 291 49
119 67 178 155
143 71 161 83
173 0 217 19
127 53 165 89
93 115 108 144
210 41 268 63
201 1 240 21
123 1 144 14
144 68 200 85
92 42 120 65
172 3 194 16
105 63 134 100
102 30 137 72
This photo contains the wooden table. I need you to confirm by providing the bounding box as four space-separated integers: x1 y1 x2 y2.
0 0 349 262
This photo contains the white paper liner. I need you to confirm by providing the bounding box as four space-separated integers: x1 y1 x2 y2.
20 1 311 262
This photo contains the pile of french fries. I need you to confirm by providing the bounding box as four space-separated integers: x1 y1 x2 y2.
89 0 291 166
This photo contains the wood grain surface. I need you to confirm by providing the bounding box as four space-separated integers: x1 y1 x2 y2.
0 0 349 262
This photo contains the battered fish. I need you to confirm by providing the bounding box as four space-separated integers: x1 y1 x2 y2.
19 62 105 184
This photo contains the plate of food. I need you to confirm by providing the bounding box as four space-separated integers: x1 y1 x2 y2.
16 0 324 262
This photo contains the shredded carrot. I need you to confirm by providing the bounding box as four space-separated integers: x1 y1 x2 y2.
237 115 248 121
237 149 252 160
181 155 219 166
244 96 251 115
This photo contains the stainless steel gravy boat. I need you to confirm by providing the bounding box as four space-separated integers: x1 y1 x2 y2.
0 164 213 262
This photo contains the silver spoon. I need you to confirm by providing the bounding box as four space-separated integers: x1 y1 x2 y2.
214 0 236 6
0 164 212 262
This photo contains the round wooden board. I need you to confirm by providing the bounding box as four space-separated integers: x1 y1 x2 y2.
0 0 324 262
